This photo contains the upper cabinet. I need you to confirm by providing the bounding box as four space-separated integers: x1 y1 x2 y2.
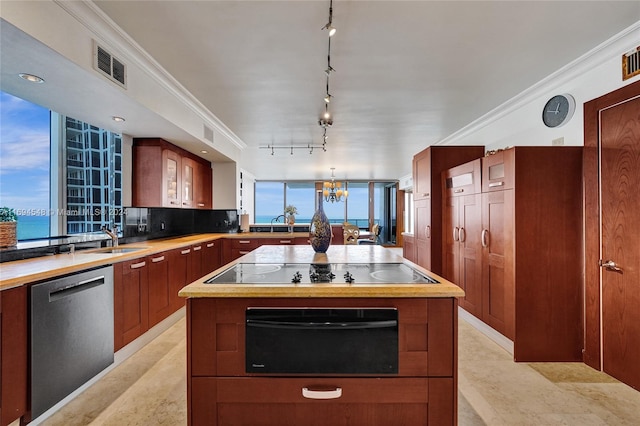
133 138 212 209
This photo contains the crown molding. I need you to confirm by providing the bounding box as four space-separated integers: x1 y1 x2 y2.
54 0 246 150
438 20 640 146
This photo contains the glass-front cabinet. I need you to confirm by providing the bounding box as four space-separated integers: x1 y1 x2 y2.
163 149 181 207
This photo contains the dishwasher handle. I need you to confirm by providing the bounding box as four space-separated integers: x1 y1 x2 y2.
246 319 398 330
49 275 106 302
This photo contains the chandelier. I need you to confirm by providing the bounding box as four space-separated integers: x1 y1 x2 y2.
323 168 348 202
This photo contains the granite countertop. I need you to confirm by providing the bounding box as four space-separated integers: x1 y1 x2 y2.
178 245 464 299
0 232 309 291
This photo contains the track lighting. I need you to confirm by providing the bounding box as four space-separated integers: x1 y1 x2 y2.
324 66 335 76
321 0 336 36
324 93 332 103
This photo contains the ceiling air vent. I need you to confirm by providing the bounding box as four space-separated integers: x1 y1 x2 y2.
204 125 214 142
93 41 127 88
622 46 640 81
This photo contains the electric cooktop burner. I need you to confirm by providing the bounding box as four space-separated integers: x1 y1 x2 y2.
204 263 440 285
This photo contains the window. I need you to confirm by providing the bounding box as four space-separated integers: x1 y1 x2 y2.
0 91 122 240
346 182 368 227
254 180 398 240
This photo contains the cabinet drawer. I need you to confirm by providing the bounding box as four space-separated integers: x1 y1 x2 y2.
230 239 261 249
210 377 430 426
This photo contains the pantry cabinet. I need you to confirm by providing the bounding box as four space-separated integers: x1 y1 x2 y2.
411 146 485 275
442 159 482 318
147 251 172 328
442 147 583 361
133 138 212 209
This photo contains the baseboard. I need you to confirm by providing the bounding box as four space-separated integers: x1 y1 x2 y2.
458 307 514 356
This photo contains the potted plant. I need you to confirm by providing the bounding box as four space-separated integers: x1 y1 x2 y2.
284 205 298 225
0 207 18 247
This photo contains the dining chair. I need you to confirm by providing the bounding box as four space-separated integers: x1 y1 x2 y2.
343 224 360 245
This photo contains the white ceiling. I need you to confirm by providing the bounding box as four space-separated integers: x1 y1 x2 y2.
2 1 640 181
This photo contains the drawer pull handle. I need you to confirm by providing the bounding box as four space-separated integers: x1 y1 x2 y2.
151 256 165 263
130 261 146 269
423 192 430 197
181 249 191 255
239 251 250 255
489 181 504 187
239 240 251 244
206 243 215 248
454 188 464 193
279 240 292 244
197 203 205 207
302 387 342 400
193 246 202 251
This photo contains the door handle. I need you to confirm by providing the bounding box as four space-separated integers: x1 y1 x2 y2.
459 227 466 243
425 225 430 239
453 227 459 242
599 259 623 273
481 229 489 248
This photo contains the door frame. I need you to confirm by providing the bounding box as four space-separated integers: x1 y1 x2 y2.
583 79 640 370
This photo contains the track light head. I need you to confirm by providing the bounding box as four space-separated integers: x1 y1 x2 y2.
322 23 336 36
324 93 332 103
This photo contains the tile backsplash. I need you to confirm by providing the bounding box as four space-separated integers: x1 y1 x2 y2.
123 207 238 242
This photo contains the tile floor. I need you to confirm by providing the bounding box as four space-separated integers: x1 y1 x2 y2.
39 311 640 426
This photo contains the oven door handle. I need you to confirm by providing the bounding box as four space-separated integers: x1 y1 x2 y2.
246 319 397 330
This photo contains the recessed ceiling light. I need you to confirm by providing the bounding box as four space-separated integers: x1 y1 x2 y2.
112 116 126 122
19 73 44 83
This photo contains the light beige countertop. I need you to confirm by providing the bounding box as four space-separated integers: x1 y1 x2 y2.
0 232 309 290
179 245 464 299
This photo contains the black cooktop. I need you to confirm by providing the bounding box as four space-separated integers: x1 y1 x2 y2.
204 263 440 285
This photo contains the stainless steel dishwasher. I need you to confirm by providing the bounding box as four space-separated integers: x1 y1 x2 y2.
30 265 114 419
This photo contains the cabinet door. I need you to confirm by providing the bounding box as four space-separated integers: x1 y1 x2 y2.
413 148 432 201
481 190 515 339
403 234 415 263
415 198 431 270
170 247 192 311
482 149 514 192
182 157 196 208
195 161 212 209
114 258 149 350
459 193 482 318
202 240 222 276
162 149 182 207
148 252 172 327
190 244 204 282
1 286 28 426
442 195 460 285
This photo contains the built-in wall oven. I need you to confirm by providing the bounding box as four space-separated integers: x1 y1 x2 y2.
246 307 398 374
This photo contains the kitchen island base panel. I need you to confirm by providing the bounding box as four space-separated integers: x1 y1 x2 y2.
191 377 454 425
187 297 457 426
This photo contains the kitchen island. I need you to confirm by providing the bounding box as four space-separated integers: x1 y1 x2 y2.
179 245 464 426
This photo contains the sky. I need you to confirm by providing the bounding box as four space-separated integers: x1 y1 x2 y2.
0 91 50 213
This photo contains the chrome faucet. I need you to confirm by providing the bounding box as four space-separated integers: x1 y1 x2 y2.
101 225 119 247
270 214 286 232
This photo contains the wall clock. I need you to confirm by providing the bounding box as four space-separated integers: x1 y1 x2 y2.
542 94 576 128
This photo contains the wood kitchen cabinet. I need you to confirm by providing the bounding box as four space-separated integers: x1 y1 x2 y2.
402 233 415 263
114 258 149 351
169 246 194 312
187 297 457 426
441 147 583 361
412 146 485 275
0 286 28 426
133 138 212 209
201 239 222 277
442 159 482 318
147 251 172 328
